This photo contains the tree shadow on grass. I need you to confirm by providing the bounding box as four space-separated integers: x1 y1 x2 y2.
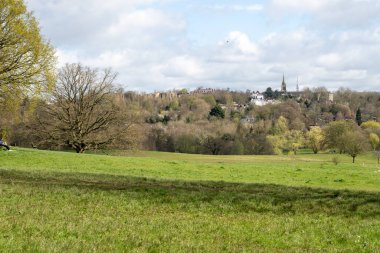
1 169 380 218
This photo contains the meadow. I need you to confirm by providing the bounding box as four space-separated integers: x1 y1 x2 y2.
0 148 380 252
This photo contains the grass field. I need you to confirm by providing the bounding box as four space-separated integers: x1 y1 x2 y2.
1 148 380 252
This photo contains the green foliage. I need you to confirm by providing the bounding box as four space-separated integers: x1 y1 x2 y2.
268 130 304 155
324 120 369 162
323 120 357 153
306 126 324 154
356 108 362 126
0 128 8 142
262 87 282 100
202 95 216 107
341 131 368 163
284 130 305 155
361 120 380 131
0 0 56 114
165 100 179 111
268 117 304 155
331 156 340 165
7 80 380 156
231 139 244 155
209 104 225 119
264 87 273 99
230 110 242 121
178 88 188 94
174 134 200 154
266 135 284 155
270 116 288 135
369 133 380 151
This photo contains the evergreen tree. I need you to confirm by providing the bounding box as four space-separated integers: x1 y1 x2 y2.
356 108 362 126
209 104 225 119
264 87 273 99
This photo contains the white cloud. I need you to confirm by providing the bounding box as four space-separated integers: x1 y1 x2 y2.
272 0 326 11
160 56 204 78
233 5 264 11
55 49 79 67
225 31 259 55
317 53 342 68
51 25 380 92
212 4 264 12
271 0 380 27
210 4 264 12
107 9 185 35
26 0 380 92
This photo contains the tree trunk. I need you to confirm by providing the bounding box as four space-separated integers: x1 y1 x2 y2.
74 144 86 153
352 155 356 163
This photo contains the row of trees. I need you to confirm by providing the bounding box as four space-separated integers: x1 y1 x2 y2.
268 117 376 163
125 87 380 132
143 116 378 163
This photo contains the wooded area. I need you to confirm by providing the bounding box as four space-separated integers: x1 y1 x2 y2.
1 0 380 162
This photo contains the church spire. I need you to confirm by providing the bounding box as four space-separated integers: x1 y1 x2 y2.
296 76 299 92
281 73 287 92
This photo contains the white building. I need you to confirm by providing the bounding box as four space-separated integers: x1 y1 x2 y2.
250 92 266 106
329 93 334 102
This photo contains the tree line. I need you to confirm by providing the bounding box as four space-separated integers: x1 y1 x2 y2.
1 0 380 163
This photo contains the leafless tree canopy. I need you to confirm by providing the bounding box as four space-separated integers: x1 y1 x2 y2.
38 63 120 153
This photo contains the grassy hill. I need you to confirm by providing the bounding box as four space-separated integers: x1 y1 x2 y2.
1 148 380 252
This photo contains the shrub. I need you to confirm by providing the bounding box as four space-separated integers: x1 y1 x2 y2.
332 156 341 165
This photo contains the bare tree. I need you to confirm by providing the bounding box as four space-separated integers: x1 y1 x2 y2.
37 63 126 153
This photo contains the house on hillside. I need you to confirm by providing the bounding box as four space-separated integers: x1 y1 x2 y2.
191 88 217 94
152 91 179 100
250 91 268 106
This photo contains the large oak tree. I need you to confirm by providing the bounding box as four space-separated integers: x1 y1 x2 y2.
37 63 128 153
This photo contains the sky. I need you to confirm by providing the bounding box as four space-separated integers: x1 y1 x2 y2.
26 0 380 92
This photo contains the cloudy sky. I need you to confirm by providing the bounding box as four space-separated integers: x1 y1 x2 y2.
26 0 380 92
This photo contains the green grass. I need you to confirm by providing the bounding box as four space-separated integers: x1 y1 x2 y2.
1 148 380 252
1 148 380 191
